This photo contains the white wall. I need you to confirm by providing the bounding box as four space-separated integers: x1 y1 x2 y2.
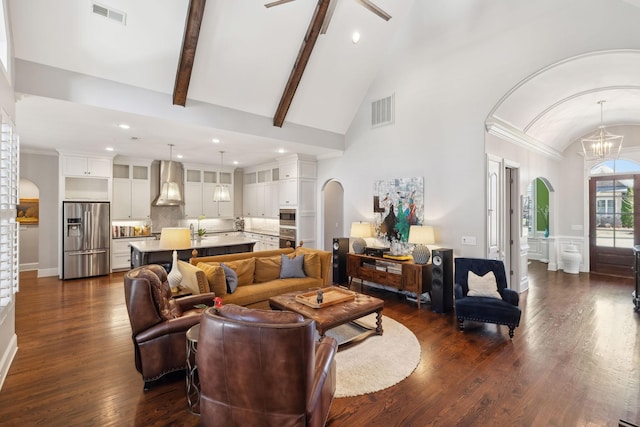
317 0 640 257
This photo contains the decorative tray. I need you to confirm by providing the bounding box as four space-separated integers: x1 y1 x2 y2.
295 287 356 309
383 254 413 261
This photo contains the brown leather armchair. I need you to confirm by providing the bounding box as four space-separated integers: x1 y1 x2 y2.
197 304 338 427
123 264 215 390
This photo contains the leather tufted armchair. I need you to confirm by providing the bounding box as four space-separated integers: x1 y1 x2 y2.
454 258 522 339
123 264 216 390
197 304 338 427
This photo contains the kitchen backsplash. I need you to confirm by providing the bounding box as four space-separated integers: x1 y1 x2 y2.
150 205 183 232
112 205 277 236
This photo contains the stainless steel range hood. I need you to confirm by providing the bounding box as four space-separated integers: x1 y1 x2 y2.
152 160 184 206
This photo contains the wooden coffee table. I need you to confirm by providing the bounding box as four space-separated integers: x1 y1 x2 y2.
269 288 384 350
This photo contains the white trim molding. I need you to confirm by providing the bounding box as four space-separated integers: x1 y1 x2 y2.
486 119 564 161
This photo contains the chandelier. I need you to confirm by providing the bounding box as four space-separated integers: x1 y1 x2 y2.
581 100 623 161
213 150 231 202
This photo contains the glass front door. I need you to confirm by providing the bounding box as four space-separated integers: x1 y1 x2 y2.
589 174 639 277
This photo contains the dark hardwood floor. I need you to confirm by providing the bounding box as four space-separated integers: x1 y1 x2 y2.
0 261 638 426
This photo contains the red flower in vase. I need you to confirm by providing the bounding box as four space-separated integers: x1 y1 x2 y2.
213 297 223 308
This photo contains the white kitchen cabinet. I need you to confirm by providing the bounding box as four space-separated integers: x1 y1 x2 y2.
278 179 297 206
243 184 258 217
242 163 280 219
262 234 279 250
63 155 111 177
184 164 234 219
243 181 279 218
112 162 151 220
111 236 155 271
184 169 203 219
277 155 318 208
279 161 297 179
263 181 279 218
112 178 131 219
59 151 113 201
244 232 279 252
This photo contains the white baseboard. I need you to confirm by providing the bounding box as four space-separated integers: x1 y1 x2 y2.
19 263 38 272
0 333 17 391
37 267 58 278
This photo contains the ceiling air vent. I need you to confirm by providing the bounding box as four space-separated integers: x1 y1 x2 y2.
92 2 127 25
371 94 395 128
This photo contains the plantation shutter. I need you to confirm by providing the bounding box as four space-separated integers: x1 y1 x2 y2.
0 111 19 310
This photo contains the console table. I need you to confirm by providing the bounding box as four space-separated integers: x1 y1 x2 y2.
346 253 432 309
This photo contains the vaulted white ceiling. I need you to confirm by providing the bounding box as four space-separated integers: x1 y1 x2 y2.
9 0 415 166
487 49 640 158
9 0 640 167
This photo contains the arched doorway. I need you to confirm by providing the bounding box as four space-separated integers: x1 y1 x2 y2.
525 177 554 264
18 178 40 271
321 180 344 252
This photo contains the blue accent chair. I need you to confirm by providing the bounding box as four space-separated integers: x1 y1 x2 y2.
454 258 522 338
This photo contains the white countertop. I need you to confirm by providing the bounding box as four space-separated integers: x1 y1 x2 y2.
129 235 258 253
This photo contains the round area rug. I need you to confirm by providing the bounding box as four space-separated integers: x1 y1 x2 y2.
325 314 421 398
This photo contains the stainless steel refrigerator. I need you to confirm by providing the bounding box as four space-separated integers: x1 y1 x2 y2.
62 201 110 279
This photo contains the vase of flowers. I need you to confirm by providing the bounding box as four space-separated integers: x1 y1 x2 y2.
197 215 206 242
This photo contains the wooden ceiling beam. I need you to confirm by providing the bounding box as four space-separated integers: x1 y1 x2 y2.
173 0 207 106
273 0 331 127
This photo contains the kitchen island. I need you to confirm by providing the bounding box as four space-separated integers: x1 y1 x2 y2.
129 235 257 269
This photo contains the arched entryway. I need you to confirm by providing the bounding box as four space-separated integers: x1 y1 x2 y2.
525 177 554 264
321 180 344 252
18 178 40 271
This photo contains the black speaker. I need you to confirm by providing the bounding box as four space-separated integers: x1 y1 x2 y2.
332 237 349 285
431 248 453 313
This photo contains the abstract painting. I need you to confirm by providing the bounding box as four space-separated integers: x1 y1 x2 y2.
373 177 424 242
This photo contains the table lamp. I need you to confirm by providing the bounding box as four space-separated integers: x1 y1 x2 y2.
350 222 372 254
159 227 192 290
408 225 435 264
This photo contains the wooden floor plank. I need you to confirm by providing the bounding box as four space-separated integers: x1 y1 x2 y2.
0 261 638 426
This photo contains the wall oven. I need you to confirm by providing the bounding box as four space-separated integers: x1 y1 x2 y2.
279 208 296 227
279 227 297 248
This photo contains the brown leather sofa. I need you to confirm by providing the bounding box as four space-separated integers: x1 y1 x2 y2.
197 304 338 427
123 264 215 390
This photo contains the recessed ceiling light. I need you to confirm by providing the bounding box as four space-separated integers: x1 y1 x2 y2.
176 154 183 159
278 148 285 154
212 138 220 143
233 161 239 165
352 31 361 44
105 147 115 152
118 123 130 129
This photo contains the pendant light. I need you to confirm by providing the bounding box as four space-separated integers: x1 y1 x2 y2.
581 100 623 161
213 150 231 202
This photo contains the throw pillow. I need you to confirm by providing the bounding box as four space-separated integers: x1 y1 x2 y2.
467 271 501 299
197 262 227 296
301 251 322 279
222 258 256 287
280 254 306 279
254 255 282 283
220 263 239 294
293 247 324 279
